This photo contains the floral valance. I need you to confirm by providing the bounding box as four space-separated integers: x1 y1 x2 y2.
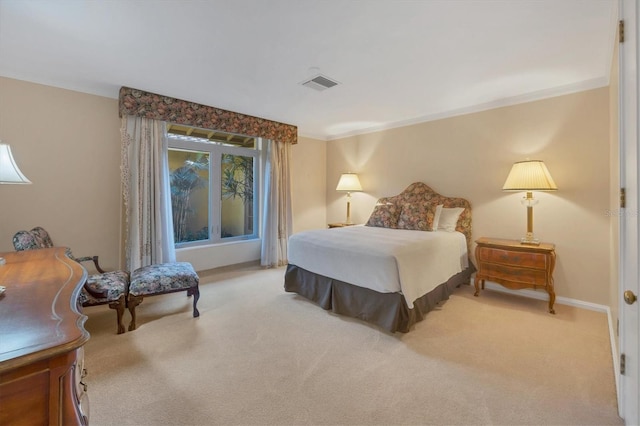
118 86 298 144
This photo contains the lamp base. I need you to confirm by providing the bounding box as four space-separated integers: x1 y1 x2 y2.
520 235 541 246
0 257 6 266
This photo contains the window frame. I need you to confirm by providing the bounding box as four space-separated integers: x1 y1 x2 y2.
167 130 261 249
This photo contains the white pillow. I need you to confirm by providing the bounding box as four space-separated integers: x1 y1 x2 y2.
438 207 464 232
432 204 444 231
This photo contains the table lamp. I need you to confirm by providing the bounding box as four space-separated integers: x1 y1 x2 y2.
336 173 362 225
1 142 32 265
503 160 557 245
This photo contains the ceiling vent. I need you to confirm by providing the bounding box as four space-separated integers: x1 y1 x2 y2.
300 74 339 91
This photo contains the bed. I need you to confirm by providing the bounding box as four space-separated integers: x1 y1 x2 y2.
284 182 475 333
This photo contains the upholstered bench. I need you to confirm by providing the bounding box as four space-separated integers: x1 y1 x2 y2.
127 262 200 331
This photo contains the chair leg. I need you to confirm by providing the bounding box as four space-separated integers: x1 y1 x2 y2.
187 286 200 317
108 294 127 335
127 294 143 331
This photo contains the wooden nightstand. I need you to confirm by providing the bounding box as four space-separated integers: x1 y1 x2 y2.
474 237 556 314
327 222 356 228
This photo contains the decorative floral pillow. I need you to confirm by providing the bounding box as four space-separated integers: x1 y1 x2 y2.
366 203 400 228
397 201 438 231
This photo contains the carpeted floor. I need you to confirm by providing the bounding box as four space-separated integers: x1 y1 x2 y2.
83 264 623 425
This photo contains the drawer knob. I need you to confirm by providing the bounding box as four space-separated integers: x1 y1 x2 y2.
624 290 637 305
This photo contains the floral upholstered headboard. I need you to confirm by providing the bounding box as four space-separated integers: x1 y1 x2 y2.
374 182 473 253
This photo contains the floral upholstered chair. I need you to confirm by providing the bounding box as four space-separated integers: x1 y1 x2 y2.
13 226 106 272
12 227 130 334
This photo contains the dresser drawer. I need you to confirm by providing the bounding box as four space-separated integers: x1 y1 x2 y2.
480 263 548 286
478 247 547 269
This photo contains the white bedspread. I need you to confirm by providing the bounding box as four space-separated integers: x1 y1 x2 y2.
288 225 469 307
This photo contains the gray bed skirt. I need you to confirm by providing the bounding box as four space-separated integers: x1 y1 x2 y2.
284 263 476 333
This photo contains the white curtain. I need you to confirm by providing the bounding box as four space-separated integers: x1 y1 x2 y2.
261 139 292 267
121 116 176 271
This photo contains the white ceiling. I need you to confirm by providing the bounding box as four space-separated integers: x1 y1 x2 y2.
0 0 617 141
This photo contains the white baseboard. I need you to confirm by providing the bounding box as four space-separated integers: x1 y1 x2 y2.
482 281 608 312
481 282 620 406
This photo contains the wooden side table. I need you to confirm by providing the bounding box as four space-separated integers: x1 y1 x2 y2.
327 222 356 228
474 237 556 314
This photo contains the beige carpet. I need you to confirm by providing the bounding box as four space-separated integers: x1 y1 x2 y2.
83 265 622 426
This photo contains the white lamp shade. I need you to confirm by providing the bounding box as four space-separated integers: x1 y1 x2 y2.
503 160 557 191
0 143 31 184
336 173 362 192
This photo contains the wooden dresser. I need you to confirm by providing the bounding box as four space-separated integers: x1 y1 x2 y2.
0 247 90 425
474 237 556 314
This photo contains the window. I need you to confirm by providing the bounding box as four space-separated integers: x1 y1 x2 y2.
167 124 260 247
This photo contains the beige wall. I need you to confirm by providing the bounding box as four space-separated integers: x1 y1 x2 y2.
0 77 327 271
327 88 612 305
0 77 122 272
291 135 327 233
0 77 615 305
609 31 620 346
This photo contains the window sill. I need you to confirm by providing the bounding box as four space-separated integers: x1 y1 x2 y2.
176 239 261 271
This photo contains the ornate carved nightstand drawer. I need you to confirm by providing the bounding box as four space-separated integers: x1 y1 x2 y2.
477 247 547 270
481 263 547 286
474 237 556 314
